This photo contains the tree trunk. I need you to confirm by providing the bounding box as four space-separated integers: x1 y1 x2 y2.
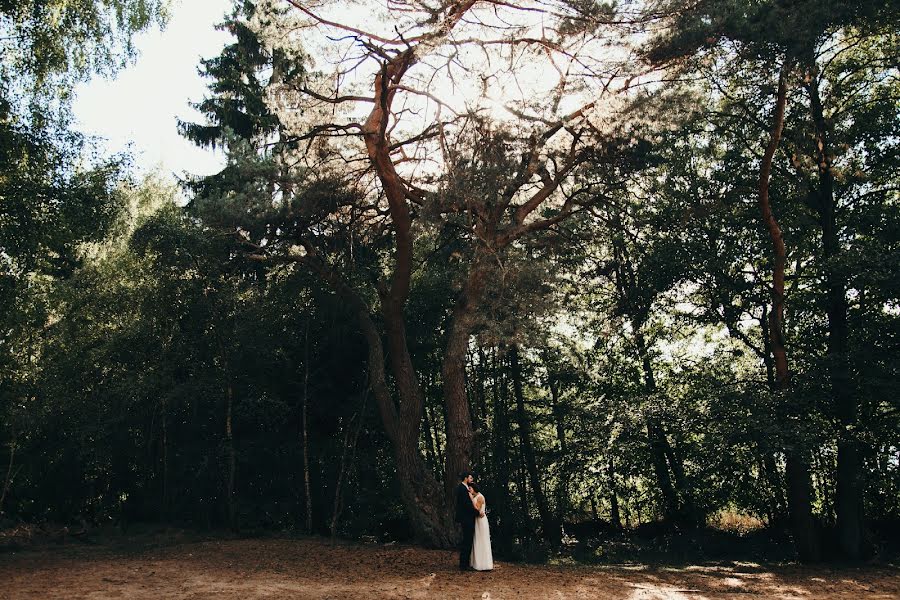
544 355 569 520
806 65 863 560
295 250 455 547
758 60 818 562
608 459 622 530
634 330 689 523
161 397 169 522
645 417 680 521
375 305 456 547
422 391 439 472
225 377 237 530
510 346 560 546
331 387 368 543
491 346 512 543
442 262 489 496
763 451 787 525
0 440 16 515
213 329 238 531
301 321 313 533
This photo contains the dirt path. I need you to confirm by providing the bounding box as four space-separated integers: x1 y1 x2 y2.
1 537 898 599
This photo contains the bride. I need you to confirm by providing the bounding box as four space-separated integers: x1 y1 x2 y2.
468 483 493 571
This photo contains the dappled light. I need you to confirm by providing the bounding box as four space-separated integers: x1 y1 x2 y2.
2 537 900 599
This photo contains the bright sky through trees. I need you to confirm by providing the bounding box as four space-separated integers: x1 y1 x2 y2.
72 0 234 177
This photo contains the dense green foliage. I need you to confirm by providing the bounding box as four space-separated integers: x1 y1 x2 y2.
1 0 897 563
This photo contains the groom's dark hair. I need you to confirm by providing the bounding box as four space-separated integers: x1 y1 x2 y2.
459 470 473 480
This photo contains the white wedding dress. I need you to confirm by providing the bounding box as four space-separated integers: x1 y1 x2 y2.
470 493 493 570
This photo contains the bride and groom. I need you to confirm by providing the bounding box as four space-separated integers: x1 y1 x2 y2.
455 471 493 571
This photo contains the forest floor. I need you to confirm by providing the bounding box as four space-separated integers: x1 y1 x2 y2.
1 533 898 600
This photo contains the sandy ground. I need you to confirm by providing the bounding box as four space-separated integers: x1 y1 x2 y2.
1 537 898 600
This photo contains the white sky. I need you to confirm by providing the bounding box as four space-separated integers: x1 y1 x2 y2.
72 0 234 178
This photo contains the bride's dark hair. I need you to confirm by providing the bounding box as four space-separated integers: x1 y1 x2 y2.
468 482 480 494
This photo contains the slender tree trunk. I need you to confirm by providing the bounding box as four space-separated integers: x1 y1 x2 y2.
427 398 445 469
763 451 787 525
610 228 691 525
608 459 622 530
331 386 368 543
759 307 789 525
225 377 237 530
301 321 313 533
646 417 680 521
161 397 169 521
758 60 818 562
544 355 569 521
510 346 560 545
422 392 439 472
0 440 16 515
760 304 777 388
634 330 686 523
806 65 863 559
473 347 489 447
491 347 512 542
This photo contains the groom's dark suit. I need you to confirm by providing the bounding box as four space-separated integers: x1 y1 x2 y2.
455 482 480 570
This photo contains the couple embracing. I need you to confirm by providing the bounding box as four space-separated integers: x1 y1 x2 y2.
455 471 493 571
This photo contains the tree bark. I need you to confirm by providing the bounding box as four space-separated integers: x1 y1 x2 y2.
806 65 863 559
510 346 561 546
441 261 489 496
758 60 818 562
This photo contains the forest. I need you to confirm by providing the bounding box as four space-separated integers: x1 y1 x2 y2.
1 0 898 575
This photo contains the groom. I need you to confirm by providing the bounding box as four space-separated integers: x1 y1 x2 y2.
455 471 481 571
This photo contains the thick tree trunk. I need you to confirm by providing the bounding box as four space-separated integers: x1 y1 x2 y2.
807 67 863 559
758 61 818 562
441 262 489 496
293 249 455 547
373 307 456 547
510 346 561 546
